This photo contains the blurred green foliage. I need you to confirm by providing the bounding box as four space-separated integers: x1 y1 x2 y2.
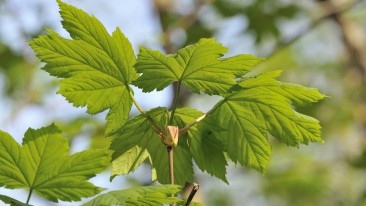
213 0 300 43
0 44 36 98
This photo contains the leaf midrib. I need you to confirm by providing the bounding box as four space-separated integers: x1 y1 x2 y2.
145 51 180 80
29 135 51 189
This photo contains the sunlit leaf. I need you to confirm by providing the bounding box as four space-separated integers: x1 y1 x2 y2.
175 108 228 183
29 0 138 136
133 38 263 95
0 124 109 202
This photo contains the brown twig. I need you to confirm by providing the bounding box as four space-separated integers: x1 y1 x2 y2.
185 183 200 206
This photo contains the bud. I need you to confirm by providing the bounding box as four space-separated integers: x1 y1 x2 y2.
162 125 179 147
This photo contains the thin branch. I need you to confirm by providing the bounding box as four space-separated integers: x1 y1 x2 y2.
185 183 200 206
270 0 363 57
324 0 366 81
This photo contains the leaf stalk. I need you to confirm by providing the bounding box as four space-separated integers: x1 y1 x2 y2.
179 99 226 135
128 89 145 115
129 90 163 133
26 188 33 205
169 81 182 124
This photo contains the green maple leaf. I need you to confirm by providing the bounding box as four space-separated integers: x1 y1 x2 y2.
174 108 228 183
133 38 264 95
110 108 193 185
235 70 325 146
0 124 109 202
29 0 138 136
207 70 325 172
82 185 183 206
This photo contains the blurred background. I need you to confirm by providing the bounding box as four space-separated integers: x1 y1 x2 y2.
1 0 366 205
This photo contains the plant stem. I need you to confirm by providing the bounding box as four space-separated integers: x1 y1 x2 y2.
166 80 182 206
185 183 200 206
169 81 181 124
167 146 174 206
26 188 33 205
167 146 174 185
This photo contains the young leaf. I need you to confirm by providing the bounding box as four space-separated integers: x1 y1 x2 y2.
0 124 110 202
29 0 138 136
110 108 193 185
133 38 264 95
174 108 228 183
82 185 183 206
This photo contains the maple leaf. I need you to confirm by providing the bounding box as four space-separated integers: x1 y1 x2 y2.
206 70 325 172
133 38 264 95
174 108 228 183
82 185 183 206
235 70 325 146
29 0 138 136
0 124 110 202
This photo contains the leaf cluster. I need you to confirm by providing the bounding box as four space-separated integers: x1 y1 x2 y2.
0 0 326 205
28 0 325 187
